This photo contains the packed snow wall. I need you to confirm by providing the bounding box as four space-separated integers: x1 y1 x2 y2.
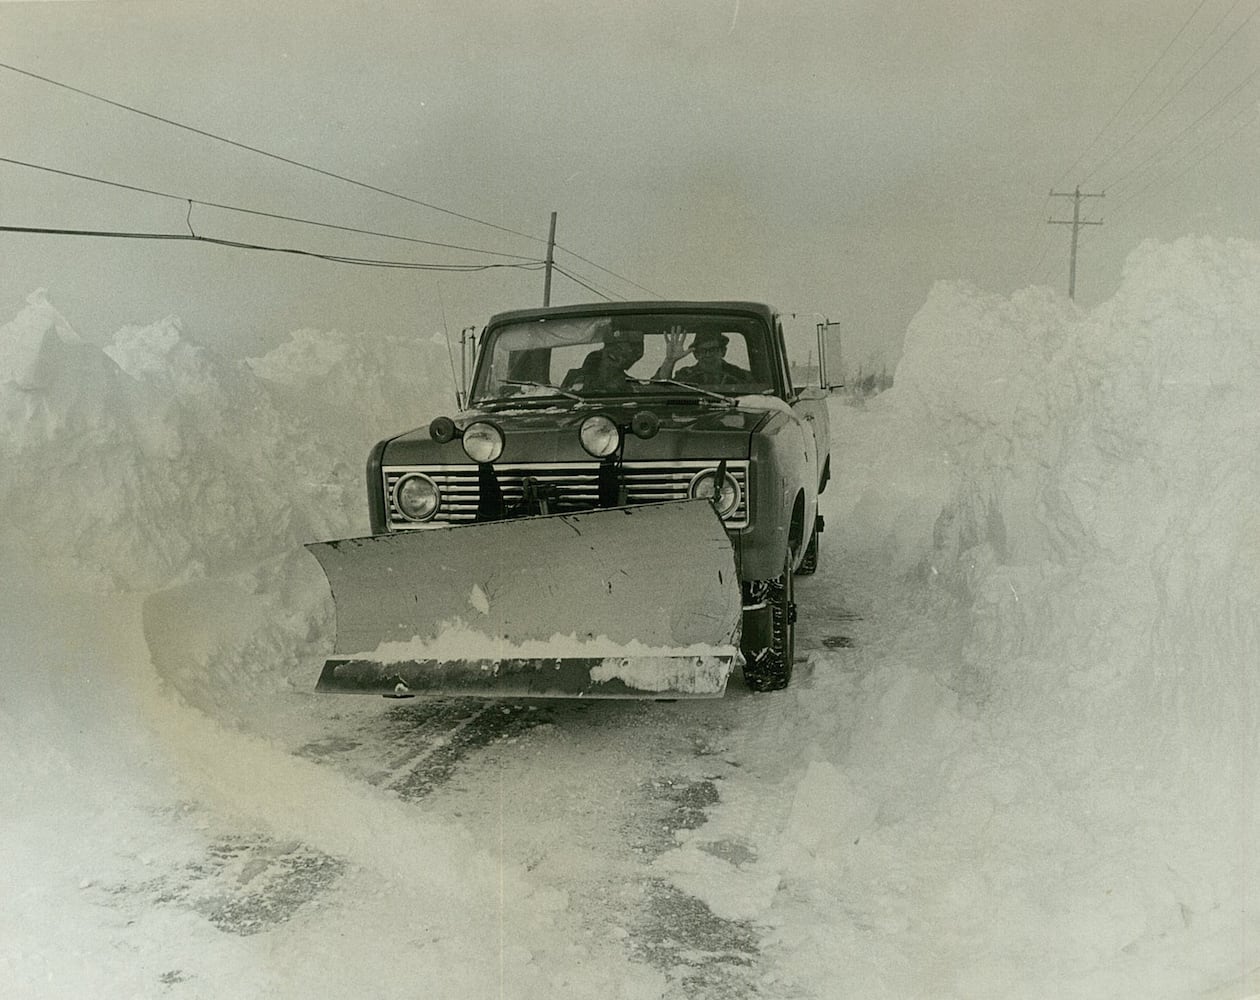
4 245 1257 776
841 235 1259 840
0 290 455 590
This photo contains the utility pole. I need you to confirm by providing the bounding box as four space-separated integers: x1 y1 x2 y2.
542 211 557 306
1048 187 1104 299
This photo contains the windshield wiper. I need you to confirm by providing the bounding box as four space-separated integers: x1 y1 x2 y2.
500 379 584 401
637 378 736 405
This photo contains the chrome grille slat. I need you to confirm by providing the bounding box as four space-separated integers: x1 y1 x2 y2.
385 460 749 529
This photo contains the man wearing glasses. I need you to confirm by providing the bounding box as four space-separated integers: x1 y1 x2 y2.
656 328 750 387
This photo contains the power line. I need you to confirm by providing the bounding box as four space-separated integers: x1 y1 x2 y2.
1141 0 1250 116
1082 0 1260 186
1025 226 1060 287
0 155 541 261
1 61 662 301
0 223 548 271
552 265 618 301
1109 104 1260 223
0 59 547 245
1023 192 1057 284
552 242 662 298
1104 60 1260 195
1105 80 1258 207
1053 0 1214 189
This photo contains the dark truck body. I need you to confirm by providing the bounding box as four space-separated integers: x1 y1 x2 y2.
356 300 831 692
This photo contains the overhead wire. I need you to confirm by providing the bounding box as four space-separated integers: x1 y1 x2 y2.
1034 2 1213 286
1022 190 1061 284
1081 0 1260 187
2 60 661 301
552 265 617 301
552 259 632 301
1036 0 1259 292
1109 104 1260 224
1103 59 1260 196
0 223 548 271
1025 225 1059 287
0 60 548 246
1106 82 1259 210
0 155 541 261
1052 0 1214 190
1142 0 1249 113
551 242 662 298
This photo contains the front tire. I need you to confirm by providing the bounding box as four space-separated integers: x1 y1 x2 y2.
794 526 819 576
741 554 796 692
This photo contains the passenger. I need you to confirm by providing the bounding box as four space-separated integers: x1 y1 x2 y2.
563 329 644 391
656 329 749 387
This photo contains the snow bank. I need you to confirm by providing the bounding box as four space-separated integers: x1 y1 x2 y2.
1 298 658 999
5 242 1259 998
0 291 453 589
894 238 1260 798
685 236 1260 997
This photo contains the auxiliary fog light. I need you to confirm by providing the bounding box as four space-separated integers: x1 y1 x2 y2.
462 421 504 464
630 410 660 439
689 468 741 518
579 414 621 458
429 415 458 443
395 473 440 521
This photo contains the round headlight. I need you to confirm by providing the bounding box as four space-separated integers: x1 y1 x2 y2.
462 421 504 464
395 473 440 521
689 468 741 518
579 414 621 458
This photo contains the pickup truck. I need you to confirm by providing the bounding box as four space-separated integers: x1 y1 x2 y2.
361 300 831 692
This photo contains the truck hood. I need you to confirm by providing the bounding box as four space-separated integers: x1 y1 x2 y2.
382 399 774 465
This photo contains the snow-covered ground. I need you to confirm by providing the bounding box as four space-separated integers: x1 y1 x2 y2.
2 236 1257 998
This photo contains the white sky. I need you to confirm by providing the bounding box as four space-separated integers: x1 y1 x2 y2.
3 0 1258 368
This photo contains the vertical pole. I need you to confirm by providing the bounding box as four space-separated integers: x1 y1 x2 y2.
1068 187 1081 300
543 211 557 306
816 321 827 388
1048 188 1103 301
459 328 469 409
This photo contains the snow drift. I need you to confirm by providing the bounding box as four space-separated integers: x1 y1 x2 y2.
728 235 1260 997
0 290 456 589
3 237 1258 998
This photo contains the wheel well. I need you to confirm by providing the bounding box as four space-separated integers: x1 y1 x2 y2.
788 491 806 557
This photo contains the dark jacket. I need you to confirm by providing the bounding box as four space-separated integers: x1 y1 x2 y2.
674 360 749 386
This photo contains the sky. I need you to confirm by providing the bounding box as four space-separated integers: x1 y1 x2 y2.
3 0 1259 372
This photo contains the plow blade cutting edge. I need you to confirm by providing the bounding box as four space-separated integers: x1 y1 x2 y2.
305 499 742 698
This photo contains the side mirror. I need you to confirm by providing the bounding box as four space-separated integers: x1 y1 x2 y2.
816 320 844 390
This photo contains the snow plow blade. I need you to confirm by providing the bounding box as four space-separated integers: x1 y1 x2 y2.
305 500 741 699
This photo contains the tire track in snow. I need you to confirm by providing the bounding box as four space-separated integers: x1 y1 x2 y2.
295 699 554 800
279 573 864 997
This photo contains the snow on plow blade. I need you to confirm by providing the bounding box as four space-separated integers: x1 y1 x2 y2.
305 500 742 699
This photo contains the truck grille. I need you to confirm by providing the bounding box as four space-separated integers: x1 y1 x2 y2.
385 460 749 529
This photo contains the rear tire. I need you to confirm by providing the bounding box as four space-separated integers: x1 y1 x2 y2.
741 554 796 692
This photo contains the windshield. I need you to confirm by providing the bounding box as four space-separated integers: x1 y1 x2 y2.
470 312 776 403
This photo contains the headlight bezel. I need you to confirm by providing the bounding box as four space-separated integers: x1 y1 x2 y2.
393 472 441 522
461 421 505 464
578 414 622 458
688 467 742 519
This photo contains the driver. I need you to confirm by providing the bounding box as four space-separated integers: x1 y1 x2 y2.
562 328 644 391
